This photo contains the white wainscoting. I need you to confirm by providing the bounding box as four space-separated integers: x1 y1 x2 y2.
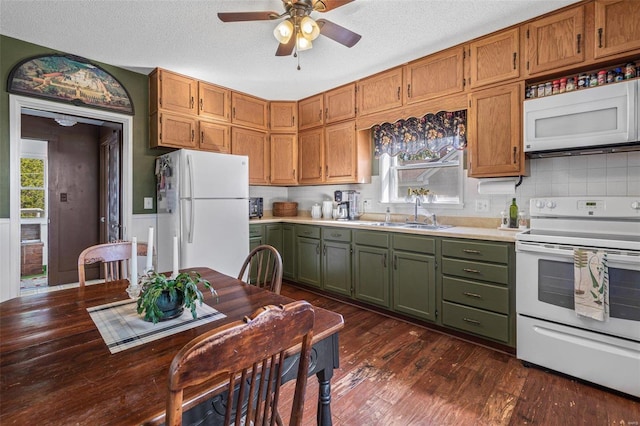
0 219 17 302
131 214 157 273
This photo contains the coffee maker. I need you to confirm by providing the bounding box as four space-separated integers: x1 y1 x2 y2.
334 190 361 220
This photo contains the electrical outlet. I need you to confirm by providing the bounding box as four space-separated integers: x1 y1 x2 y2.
144 197 153 209
363 199 372 208
475 199 490 212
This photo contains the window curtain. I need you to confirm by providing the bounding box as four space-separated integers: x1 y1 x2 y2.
373 110 466 161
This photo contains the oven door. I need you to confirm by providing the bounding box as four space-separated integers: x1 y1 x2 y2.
516 240 640 341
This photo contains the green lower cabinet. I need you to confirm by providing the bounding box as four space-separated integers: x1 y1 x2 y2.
297 236 321 288
282 224 295 280
322 241 352 296
354 245 390 308
392 251 436 321
248 224 263 284
264 223 283 254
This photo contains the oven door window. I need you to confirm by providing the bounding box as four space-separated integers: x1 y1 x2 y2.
538 259 640 321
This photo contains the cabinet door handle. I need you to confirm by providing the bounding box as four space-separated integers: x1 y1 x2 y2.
463 268 481 274
407 84 411 98
292 169 296 178
463 292 483 299
397 86 401 100
200 131 204 143
576 33 581 54
199 98 203 111
316 243 320 255
331 233 342 238
292 116 295 127
323 244 326 255
191 129 195 142
325 165 329 178
513 52 517 70
463 317 481 325
191 96 194 109
382 253 387 268
513 146 518 164
462 249 481 254
318 109 322 120
233 107 236 118
598 28 603 48
393 255 398 270
325 108 328 121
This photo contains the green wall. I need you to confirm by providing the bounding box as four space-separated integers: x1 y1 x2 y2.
0 35 158 217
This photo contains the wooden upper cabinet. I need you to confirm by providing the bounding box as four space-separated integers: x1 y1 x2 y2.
231 127 269 184
199 120 230 153
325 120 357 183
593 0 640 59
270 101 298 132
468 83 524 178
198 82 230 122
231 92 268 130
469 28 520 89
357 67 403 116
270 133 298 185
325 84 356 124
524 5 585 76
298 128 324 184
405 46 465 104
298 94 324 130
150 112 198 149
150 68 197 116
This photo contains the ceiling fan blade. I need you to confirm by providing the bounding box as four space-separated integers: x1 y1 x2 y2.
313 0 354 12
217 11 279 22
316 19 361 48
276 37 296 56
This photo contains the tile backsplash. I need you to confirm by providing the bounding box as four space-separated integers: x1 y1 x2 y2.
250 151 640 221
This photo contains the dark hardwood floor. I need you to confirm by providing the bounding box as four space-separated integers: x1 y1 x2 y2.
278 283 640 426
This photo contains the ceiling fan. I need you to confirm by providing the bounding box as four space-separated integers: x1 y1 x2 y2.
218 0 361 57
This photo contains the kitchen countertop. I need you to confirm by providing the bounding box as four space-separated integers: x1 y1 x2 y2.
250 215 522 243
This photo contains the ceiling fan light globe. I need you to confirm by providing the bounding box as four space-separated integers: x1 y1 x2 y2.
273 19 294 43
300 16 320 40
296 33 313 51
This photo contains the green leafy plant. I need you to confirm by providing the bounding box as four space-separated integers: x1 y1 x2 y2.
136 271 216 324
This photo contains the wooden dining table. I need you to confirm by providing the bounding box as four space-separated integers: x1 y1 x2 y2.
0 267 344 425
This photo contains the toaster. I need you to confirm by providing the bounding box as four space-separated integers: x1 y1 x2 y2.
249 197 263 219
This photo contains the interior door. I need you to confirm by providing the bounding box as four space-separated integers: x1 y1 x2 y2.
100 128 122 243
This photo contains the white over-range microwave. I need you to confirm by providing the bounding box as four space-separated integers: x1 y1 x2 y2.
524 79 639 157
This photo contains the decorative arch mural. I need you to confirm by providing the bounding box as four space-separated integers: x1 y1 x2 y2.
7 54 134 115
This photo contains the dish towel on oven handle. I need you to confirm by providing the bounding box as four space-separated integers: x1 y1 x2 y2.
573 249 609 321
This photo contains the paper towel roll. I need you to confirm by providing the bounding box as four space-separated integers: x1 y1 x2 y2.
477 178 518 195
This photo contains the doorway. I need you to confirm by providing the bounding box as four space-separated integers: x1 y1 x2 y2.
6 95 133 300
19 115 123 289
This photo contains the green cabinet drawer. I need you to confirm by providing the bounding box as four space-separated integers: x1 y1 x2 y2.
442 239 509 264
442 258 509 285
249 224 263 238
392 234 435 254
322 227 352 242
442 276 509 314
296 224 320 239
442 301 509 343
354 230 389 248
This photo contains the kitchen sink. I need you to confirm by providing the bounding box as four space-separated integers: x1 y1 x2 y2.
351 221 453 230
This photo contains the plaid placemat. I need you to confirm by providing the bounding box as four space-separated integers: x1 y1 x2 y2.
88 299 226 354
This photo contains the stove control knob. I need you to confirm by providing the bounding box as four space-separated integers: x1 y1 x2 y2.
535 200 545 209
545 201 556 209
632 201 640 209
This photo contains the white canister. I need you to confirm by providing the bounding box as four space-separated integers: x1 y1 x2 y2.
311 203 322 219
322 200 334 219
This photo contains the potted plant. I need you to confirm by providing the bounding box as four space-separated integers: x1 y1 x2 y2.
136 270 216 324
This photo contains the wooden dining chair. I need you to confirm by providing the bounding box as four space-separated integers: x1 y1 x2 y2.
166 300 315 426
77 241 149 286
237 244 283 294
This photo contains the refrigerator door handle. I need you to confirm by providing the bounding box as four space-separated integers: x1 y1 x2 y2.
185 153 195 243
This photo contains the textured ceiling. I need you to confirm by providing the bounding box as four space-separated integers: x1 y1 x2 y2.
1 0 580 101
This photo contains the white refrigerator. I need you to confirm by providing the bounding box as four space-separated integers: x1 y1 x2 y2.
156 149 249 278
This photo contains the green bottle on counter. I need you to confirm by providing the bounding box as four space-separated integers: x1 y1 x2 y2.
509 198 518 228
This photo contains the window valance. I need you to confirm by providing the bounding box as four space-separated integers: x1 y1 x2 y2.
373 110 466 161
